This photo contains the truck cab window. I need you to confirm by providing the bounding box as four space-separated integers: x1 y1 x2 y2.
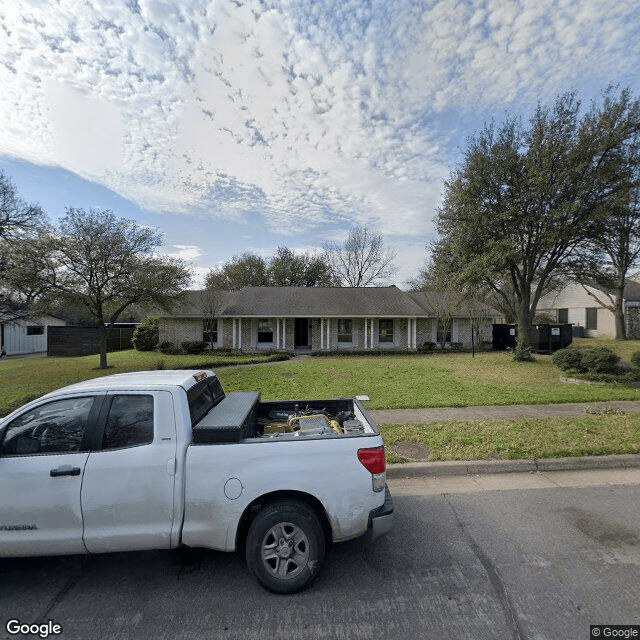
102 395 154 450
0 397 94 456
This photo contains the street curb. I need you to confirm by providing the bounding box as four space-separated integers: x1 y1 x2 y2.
386 454 640 478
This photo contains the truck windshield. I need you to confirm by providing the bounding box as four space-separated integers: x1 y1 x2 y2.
188 377 225 426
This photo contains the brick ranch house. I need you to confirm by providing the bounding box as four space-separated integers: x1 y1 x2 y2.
158 286 503 352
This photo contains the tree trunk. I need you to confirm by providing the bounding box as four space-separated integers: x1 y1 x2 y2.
98 324 109 369
614 290 627 340
515 300 535 361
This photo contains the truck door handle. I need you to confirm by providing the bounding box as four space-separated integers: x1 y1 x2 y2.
50 465 81 477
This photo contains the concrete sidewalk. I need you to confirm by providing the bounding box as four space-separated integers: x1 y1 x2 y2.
369 399 640 425
368 400 640 479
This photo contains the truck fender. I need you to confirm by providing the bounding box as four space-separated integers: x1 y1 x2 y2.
235 490 332 552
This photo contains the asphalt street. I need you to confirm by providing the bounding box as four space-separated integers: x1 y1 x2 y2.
2 468 639 640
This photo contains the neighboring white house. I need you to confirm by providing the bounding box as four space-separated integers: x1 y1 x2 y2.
537 281 640 339
0 316 66 356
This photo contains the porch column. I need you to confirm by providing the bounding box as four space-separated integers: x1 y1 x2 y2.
408 318 417 349
366 318 374 349
233 318 243 349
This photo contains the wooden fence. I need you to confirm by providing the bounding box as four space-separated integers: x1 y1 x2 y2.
47 326 135 357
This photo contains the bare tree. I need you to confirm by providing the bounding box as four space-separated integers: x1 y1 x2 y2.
0 170 46 242
573 172 640 339
198 289 226 348
323 225 397 287
0 171 48 323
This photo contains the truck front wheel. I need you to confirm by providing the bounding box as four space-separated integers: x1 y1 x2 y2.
245 501 326 593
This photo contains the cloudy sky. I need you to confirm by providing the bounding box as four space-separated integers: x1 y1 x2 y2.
1 0 639 287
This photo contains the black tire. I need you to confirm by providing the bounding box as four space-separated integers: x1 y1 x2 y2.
245 500 326 594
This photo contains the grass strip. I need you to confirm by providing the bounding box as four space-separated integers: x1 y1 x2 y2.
380 414 640 464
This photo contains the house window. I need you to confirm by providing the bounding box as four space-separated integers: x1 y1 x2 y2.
257 319 274 343
27 325 44 336
203 318 218 345
437 320 452 344
586 307 598 330
558 308 569 324
337 319 353 343
378 319 394 343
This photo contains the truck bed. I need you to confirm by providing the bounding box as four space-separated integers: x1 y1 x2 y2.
191 392 377 444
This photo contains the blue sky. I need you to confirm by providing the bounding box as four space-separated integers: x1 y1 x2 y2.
1 0 639 287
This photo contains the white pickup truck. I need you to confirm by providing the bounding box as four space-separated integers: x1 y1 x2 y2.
0 370 392 593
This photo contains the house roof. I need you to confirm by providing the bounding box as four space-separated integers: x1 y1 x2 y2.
408 290 502 317
624 281 640 300
168 286 426 318
164 286 502 319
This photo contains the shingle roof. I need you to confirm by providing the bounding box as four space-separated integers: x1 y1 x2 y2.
624 281 640 300
408 290 502 317
166 286 428 318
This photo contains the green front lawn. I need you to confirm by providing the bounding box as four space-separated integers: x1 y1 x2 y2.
0 350 286 417
219 347 640 409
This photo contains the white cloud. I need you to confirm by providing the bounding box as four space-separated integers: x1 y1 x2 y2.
0 0 638 261
166 244 203 261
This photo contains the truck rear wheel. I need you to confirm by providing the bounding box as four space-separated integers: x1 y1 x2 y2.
245 501 325 593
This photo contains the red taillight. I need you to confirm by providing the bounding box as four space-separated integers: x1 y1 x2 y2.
358 447 386 475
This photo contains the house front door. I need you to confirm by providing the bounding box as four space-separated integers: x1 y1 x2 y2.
294 318 310 348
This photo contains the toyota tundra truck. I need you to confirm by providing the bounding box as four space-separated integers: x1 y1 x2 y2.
0 370 393 593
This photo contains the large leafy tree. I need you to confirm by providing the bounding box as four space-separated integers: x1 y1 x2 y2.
323 224 397 287
432 88 640 357
269 246 336 287
205 247 336 289
205 252 269 290
39 208 191 368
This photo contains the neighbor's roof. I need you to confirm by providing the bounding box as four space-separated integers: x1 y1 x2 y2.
623 281 640 299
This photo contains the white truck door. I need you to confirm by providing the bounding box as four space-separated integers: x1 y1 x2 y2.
0 395 99 555
81 391 178 553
